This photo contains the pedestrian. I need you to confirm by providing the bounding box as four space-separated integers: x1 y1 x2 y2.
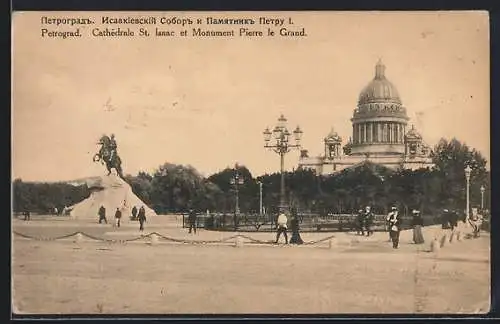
387 206 402 249
386 206 398 241
23 210 31 221
363 206 374 236
138 206 146 232
188 208 197 234
449 210 459 232
470 207 482 238
356 209 364 235
441 209 450 229
114 207 122 228
411 209 425 244
289 208 303 245
275 211 288 244
98 205 107 224
131 206 138 221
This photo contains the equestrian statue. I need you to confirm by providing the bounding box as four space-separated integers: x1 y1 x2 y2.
93 134 124 178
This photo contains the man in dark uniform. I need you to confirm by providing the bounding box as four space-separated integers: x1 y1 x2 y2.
98 205 107 224
441 209 450 229
188 208 197 234
114 207 122 228
131 206 138 220
355 209 364 235
138 206 146 231
449 209 459 232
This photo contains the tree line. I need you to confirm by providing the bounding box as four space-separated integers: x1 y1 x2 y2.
12 138 490 216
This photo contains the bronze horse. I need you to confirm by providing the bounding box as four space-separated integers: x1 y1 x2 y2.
93 135 124 178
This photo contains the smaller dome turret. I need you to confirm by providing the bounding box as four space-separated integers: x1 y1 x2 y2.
324 127 342 143
405 124 422 141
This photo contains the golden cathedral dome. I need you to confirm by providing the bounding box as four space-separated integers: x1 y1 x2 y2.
358 59 402 105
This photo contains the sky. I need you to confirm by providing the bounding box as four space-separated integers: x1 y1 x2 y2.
12 11 490 182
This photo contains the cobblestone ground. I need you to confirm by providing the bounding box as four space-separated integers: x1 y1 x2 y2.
12 216 490 314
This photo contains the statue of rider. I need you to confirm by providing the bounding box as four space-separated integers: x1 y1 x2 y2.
109 134 117 160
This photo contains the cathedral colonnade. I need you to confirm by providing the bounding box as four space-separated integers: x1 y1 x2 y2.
352 122 406 144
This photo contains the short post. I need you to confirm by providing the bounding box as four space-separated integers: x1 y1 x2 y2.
235 235 244 248
150 233 158 245
456 230 462 242
328 238 336 249
449 231 454 244
73 232 83 244
440 234 447 248
430 238 440 253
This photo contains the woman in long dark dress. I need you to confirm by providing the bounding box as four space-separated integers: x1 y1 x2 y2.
289 209 304 245
411 209 425 244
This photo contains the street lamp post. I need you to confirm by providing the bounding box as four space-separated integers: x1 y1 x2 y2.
257 181 263 215
480 185 485 210
263 114 303 213
229 163 244 215
465 165 472 225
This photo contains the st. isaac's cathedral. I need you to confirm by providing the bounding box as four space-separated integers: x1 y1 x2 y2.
298 60 434 175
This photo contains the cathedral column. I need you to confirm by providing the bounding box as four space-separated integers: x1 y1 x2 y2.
394 123 398 143
363 123 367 143
377 123 381 143
358 124 362 144
367 123 372 143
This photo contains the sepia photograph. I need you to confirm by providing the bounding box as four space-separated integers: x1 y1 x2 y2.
12 11 490 315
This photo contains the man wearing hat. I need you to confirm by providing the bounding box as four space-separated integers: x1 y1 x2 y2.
441 209 450 229
188 208 197 234
356 208 364 236
386 206 398 241
411 209 425 244
275 211 289 244
387 206 402 249
363 206 374 236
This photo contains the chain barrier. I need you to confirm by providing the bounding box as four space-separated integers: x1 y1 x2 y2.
236 234 271 244
303 235 336 245
13 231 83 241
13 230 336 246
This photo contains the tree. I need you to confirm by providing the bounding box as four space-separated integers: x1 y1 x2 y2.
12 178 90 214
125 171 153 206
431 138 489 211
207 164 257 213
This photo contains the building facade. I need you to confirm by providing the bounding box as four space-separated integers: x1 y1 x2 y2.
298 60 433 175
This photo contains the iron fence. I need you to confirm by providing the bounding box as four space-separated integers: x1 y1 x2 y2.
182 213 440 232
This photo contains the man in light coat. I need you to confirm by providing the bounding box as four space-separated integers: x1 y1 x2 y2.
386 206 398 241
275 212 288 244
387 206 402 249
